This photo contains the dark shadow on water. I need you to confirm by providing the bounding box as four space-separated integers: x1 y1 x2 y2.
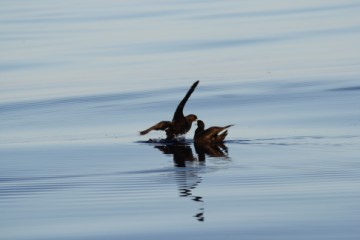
144 139 231 166
155 144 199 167
147 140 231 222
194 142 229 161
154 143 204 221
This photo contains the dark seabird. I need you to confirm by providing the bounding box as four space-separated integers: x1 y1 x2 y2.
194 120 233 144
140 80 199 140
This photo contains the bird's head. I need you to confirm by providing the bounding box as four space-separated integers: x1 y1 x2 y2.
186 114 197 122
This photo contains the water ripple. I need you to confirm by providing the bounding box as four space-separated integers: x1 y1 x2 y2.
189 3 360 20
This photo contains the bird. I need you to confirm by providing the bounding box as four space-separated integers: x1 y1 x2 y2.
139 80 199 140
194 120 233 144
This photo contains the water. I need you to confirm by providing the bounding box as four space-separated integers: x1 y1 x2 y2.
1 1 360 239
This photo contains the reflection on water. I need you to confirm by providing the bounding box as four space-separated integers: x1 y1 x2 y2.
153 141 230 222
174 165 204 222
153 141 230 167
155 144 199 167
1 0 360 239
194 143 229 161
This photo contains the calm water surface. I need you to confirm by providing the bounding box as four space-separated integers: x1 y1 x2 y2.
1 1 360 239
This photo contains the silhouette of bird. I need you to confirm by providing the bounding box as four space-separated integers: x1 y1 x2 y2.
155 144 196 167
140 80 199 140
194 142 228 161
194 120 233 144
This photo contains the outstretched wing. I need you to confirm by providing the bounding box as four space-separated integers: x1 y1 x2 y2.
172 80 199 122
202 125 234 139
139 121 172 135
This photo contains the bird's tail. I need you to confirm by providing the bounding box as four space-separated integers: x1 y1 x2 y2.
218 130 228 142
224 124 234 129
217 125 233 142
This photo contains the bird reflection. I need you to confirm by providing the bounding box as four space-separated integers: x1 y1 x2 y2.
154 142 230 222
154 142 229 166
194 142 229 161
155 144 200 167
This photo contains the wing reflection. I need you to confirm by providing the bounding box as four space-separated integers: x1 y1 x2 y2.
153 142 230 222
154 142 229 166
194 142 229 161
155 144 199 167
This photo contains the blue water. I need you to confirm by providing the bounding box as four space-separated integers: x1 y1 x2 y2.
1 1 360 239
